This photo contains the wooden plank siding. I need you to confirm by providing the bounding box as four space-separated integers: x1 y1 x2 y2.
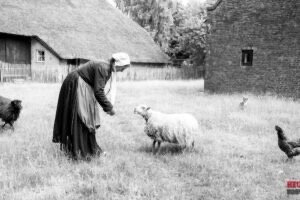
0 61 204 82
31 64 76 82
0 61 31 82
116 65 205 81
0 38 5 62
0 33 31 64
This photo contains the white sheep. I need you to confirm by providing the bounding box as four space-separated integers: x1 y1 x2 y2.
134 104 199 154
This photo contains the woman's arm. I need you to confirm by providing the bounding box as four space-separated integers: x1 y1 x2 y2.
93 67 113 113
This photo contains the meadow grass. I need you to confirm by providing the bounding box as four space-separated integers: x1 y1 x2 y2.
0 80 299 200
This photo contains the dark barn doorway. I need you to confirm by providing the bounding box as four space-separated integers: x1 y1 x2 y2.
0 33 31 64
0 33 31 82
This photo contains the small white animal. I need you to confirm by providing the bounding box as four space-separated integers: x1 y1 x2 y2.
134 104 199 154
239 96 248 110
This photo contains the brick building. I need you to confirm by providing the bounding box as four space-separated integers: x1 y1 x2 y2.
205 0 300 98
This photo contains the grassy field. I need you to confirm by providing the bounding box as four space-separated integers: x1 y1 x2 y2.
0 80 300 200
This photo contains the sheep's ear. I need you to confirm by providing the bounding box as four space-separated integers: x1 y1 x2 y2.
146 107 150 110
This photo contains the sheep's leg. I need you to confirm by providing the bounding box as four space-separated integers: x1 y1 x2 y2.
152 140 156 154
191 141 194 149
1 123 7 128
185 141 195 152
9 123 15 131
156 141 161 155
287 157 296 163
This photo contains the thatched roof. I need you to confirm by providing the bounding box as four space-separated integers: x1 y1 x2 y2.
0 0 169 64
207 0 223 11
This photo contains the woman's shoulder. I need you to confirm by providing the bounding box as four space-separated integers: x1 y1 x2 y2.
91 59 110 65
89 60 110 70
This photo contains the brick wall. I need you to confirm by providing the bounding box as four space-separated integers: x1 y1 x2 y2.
205 0 300 98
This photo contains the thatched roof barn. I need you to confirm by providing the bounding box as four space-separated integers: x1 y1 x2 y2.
0 0 169 64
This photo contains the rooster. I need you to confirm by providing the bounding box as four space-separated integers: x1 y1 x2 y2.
275 125 300 161
0 95 22 130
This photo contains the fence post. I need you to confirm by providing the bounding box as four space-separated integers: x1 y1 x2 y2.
46 65 48 82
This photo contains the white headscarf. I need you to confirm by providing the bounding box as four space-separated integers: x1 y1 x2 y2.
112 52 131 67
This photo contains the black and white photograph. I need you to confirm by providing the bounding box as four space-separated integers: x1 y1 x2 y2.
0 0 299 199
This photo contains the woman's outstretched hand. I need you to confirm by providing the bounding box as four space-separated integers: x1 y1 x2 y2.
107 109 115 116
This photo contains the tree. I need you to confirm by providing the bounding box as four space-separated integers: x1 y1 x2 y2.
114 0 209 67
115 0 175 52
169 2 208 66
151 0 175 52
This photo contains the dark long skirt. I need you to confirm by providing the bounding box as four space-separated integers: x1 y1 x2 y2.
52 71 102 160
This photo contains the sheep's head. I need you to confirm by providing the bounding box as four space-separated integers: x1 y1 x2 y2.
134 104 151 118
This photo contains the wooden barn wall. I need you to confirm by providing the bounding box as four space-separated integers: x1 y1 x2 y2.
0 34 202 82
205 0 300 98
30 38 63 82
0 33 31 64
0 38 5 61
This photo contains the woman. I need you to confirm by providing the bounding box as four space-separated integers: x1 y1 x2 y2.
52 52 130 160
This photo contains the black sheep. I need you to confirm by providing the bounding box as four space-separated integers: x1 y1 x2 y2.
0 95 22 130
275 125 300 161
